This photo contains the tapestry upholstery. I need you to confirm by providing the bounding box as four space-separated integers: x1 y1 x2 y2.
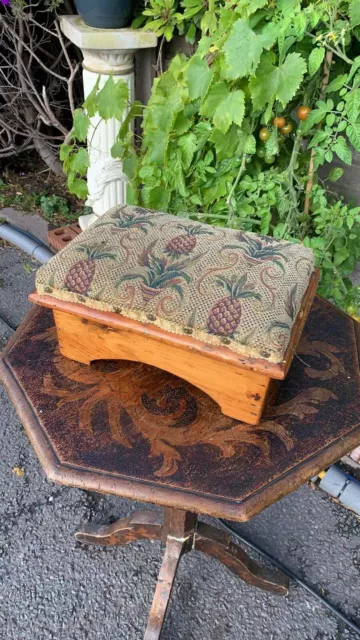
36 205 315 363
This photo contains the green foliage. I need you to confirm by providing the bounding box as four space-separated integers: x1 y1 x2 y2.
60 77 130 199
223 19 277 80
308 46 325 77
131 0 220 43
0 177 78 225
184 55 213 99
63 0 360 314
349 0 360 27
249 51 307 112
132 0 185 42
40 195 70 221
306 184 360 308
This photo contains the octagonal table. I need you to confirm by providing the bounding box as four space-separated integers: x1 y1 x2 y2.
1 298 360 638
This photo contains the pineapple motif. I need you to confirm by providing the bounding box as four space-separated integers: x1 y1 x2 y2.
224 232 290 270
207 274 261 337
165 224 212 258
65 242 117 295
95 207 158 235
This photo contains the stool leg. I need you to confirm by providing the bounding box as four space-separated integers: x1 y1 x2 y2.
144 508 197 640
75 509 162 546
195 522 289 596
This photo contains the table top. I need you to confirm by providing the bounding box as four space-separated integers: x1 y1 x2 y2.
1 299 360 522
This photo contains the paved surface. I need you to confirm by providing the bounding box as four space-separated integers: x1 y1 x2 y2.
1 245 360 640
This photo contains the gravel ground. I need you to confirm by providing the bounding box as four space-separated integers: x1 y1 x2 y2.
1 245 360 640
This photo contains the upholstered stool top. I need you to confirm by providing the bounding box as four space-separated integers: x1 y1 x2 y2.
36 205 315 364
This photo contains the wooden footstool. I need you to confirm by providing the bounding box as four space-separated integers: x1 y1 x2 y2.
1 298 359 638
31 205 318 425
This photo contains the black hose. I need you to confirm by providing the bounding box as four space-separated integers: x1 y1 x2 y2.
218 519 360 636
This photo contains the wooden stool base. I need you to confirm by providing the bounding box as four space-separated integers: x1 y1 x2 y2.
76 507 289 639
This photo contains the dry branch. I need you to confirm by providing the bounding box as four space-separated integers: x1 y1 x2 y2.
0 3 81 173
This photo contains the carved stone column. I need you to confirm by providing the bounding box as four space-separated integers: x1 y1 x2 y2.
60 16 157 230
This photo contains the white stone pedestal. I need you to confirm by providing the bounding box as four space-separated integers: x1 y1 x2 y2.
60 16 157 230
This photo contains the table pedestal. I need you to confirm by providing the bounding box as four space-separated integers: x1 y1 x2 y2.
76 507 289 639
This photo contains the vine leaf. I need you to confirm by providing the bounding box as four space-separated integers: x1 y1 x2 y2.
174 113 193 135
73 109 90 142
178 132 197 168
301 101 329 133
209 124 239 160
200 82 229 116
345 89 360 122
144 130 169 164
83 76 100 117
147 186 170 210
69 148 89 176
246 0 268 14
223 18 277 80
213 90 245 134
325 74 347 94
292 12 307 39
275 51 307 106
328 167 344 182
118 100 143 139
184 54 213 100
249 51 306 109
347 123 360 152
350 0 360 28
278 0 298 13
333 136 352 165
265 128 279 155
244 133 256 154
96 76 128 121
67 175 88 199
308 46 325 77
60 144 72 163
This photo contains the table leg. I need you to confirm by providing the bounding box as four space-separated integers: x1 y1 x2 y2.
75 509 162 546
144 536 184 640
144 508 197 640
76 506 288 640
195 522 289 596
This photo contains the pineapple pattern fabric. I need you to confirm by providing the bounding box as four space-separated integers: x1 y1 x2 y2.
36 205 315 364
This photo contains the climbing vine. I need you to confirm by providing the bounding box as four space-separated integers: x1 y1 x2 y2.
63 0 360 313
